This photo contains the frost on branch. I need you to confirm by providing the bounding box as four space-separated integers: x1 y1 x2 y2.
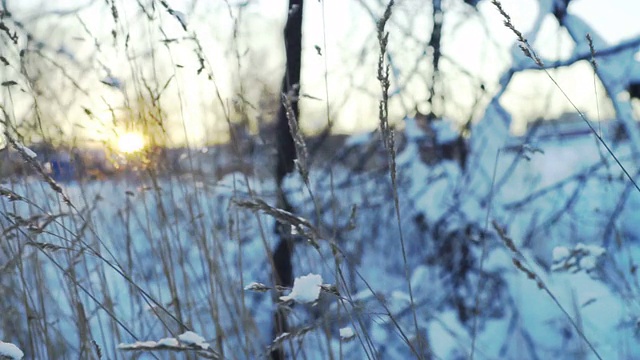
118 331 216 358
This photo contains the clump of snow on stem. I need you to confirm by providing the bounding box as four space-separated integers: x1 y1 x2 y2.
177 331 209 350
339 327 355 341
244 282 270 292
280 273 322 303
118 331 209 351
0 341 24 360
13 142 37 159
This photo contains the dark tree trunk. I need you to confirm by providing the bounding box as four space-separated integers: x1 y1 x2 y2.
271 1 303 359
427 0 442 121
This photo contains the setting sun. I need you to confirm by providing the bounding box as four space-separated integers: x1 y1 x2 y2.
116 132 146 154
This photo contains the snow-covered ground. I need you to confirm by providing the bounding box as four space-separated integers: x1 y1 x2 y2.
280 119 640 359
1 118 638 359
2 0 640 358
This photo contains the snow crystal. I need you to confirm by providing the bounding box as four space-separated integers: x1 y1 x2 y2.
178 331 209 349
280 273 322 303
13 142 37 159
0 341 24 360
339 327 355 340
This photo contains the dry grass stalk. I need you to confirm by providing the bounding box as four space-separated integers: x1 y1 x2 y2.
491 0 543 67
491 221 603 360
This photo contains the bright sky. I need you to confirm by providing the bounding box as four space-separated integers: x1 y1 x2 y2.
3 0 640 146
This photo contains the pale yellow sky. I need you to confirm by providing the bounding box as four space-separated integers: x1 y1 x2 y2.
2 0 640 146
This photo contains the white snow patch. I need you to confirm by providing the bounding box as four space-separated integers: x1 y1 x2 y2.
339 327 355 340
13 142 37 159
273 332 290 343
178 331 209 349
156 337 179 347
552 246 570 262
579 255 598 271
427 311 462 359
0 341 24 360
575 243 606 257
410 265 430 293
118 340 157 350
118 332 208 351
280 273 322 303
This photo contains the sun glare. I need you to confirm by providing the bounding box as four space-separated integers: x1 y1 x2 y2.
117 132 146 154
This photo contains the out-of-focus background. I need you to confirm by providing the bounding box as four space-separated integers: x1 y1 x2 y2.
1 0 640 359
